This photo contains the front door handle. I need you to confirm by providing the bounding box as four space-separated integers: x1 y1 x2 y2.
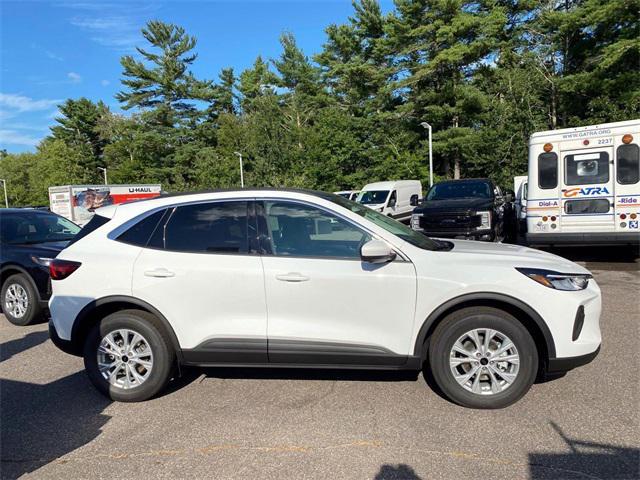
275 272 310 282
144 268 175 278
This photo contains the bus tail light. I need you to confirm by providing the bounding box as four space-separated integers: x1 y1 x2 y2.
543 143 553 152
622 134 633 144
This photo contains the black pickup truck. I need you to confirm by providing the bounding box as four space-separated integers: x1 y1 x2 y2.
410 178 513 242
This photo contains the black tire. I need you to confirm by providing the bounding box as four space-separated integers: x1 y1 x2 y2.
1 273 43 326
428 307 538 409
83 309 175 402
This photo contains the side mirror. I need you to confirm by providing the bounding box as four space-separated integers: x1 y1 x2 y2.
410 194 419 207
360 239 396 264
388 198 397 208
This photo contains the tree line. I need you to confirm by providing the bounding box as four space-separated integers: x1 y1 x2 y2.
1 0 637 207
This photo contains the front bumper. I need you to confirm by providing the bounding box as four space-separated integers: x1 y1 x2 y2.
547 346 600 373
417 228 494 241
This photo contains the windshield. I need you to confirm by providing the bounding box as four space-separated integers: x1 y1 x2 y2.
426 181 492 200
357 190 389 205
0 212 80 245
325 194 441 251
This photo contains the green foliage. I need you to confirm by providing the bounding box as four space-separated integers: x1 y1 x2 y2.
2 7 637 207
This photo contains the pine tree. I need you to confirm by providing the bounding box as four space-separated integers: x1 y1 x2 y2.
116 20 212 127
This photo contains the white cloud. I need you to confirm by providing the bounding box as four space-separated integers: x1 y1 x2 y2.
45 50 64 62
67 72 82 83
0 129 42 147
64 4 160 52
0 93 61 112
101 79 110 86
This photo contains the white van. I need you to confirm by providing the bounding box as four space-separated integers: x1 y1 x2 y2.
356 180 422 222
513 175 528 235
334 190 360 201
526 119 640 245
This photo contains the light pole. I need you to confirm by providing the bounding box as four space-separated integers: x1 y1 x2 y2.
234 152 244 188
0 179 7 208
420 122 434 187
97 167 108 185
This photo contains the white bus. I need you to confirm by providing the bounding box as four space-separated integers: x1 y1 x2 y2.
526 119 640 246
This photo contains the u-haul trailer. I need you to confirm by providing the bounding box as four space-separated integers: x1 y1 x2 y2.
48 184 162 226
526 119 639 246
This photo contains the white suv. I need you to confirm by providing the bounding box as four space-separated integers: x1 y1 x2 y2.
48 189 601 408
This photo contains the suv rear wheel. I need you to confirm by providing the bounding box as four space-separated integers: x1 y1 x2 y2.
428 307 538 409
83 310 175 402
1 274 42 326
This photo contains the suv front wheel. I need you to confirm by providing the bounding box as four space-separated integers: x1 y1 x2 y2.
428 307 538 409
83 310 175 402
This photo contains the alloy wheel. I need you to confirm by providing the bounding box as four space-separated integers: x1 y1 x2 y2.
97 329 154 389
449 328 520 395
4 283 29 319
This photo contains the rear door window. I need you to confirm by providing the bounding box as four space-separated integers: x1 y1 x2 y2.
617 144 639 185
163 201 249 254
565 152 609 185
538 153 558 189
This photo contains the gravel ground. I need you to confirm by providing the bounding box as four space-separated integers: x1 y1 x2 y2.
1 248 638 480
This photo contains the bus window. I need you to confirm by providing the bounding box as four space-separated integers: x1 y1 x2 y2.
538 152 558 189
617 144 639 184
565 152 609 185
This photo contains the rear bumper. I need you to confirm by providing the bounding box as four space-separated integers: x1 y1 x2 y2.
547 346 600 373
527 232 640 246
48 320 81 356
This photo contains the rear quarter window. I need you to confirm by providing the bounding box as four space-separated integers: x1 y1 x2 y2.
116 210 167 247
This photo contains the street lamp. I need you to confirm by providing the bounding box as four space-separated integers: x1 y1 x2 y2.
0 178 8 208
233 152 244 188
420 122 434 187
97 167 108 185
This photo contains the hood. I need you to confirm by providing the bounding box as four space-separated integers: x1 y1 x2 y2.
362 203 385 210
416 197 493 213
443 239 590 274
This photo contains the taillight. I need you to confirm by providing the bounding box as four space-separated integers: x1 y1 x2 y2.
50 259 81 280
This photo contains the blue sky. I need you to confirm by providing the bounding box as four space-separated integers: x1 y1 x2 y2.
0 0 393 152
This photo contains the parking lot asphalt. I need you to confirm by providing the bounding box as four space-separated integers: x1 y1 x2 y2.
1 248 639 480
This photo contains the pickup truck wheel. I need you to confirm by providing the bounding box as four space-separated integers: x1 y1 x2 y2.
428 307 538 409
1 274 42 326
83 310 175 402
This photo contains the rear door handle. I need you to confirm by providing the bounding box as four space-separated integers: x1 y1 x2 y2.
275 272 310 282
144 268 175 278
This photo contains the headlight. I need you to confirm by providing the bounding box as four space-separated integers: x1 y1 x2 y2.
31 256 54 267
411 214 422 230
516 268 591 291
477 211 491 229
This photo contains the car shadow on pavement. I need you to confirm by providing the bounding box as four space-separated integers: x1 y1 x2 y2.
0 372 111 479
374 464 422 479
0 330 50 362
528 422 639 479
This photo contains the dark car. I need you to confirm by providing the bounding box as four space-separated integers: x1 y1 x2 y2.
410 178 514 242
0 209 80 325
